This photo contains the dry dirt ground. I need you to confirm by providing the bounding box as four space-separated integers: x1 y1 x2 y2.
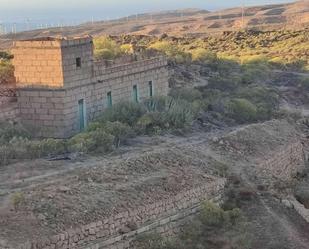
0 119 309 248
0 130 228 247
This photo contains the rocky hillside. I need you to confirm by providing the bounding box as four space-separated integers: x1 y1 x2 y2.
0 1 308 49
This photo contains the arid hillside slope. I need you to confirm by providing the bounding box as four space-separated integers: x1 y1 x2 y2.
0 1 308 49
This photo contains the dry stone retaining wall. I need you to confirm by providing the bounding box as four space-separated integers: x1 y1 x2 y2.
15 178 226 249
255 141 305 184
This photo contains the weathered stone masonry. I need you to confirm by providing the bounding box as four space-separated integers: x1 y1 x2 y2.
254 141 305 184
14 178 226 249
3 36 169 138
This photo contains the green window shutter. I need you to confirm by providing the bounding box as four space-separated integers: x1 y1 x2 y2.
149 81 153 97
78 99 85 131
133 85 138 103
107 91 112 108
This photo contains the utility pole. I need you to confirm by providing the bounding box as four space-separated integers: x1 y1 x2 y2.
241 4 245 29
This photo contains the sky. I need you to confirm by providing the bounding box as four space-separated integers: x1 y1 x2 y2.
0 0 296 24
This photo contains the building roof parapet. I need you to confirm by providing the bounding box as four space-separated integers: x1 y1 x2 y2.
12 36 93 49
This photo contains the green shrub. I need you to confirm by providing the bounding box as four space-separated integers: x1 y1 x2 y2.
199 201 226 227
137 112 167 134
101 121 134 147
148 41 177 57
94 48 115 60
143 96 170 112
68 130 114 153
0 137 67 166
32 138 67 157
99 101 146 126
11 192 25 211
87 121 133 144
0 122 31 143
0 60 14 85
0 51 13 60
93 36 121 60
190 48 217 63
241 60 271 85
120 44 134 54
137 202 250 249
137 97 195 133
148 41 190 63
236 86 279 120
226 98 257 123
164 98 195 129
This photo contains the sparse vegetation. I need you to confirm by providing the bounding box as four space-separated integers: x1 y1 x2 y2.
0 95 199 166
135 201 250 249
0 60 14 85
11 192 25 211
226 98 258 123
93 36 122 60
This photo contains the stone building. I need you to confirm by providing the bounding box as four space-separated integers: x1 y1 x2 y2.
0 36 169 138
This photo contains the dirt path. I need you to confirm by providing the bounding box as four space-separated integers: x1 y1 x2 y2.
242 176 309 249
0 129 225 198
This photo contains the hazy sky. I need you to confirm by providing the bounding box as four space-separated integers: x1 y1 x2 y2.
0 0 296 23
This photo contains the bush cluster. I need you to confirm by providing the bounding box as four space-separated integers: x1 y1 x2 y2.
99 96 197 135
135 202 250 249
0 95 199 166
93 36 133 60
0 60 15 85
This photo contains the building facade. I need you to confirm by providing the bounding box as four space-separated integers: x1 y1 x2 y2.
2 36 169 138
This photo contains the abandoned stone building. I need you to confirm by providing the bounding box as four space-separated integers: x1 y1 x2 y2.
0 36 169 138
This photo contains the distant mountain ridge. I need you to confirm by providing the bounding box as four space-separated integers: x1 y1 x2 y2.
0 1 308 49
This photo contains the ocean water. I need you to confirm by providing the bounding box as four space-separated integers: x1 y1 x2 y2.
0 20 85 34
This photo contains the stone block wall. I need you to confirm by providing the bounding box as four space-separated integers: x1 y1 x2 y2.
17 89 67 138
12 37 93 89
17 57 168 138
63 57 168 136
255 141 305 184
61 38 94 89
12 39 64 88
14 178 226 249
